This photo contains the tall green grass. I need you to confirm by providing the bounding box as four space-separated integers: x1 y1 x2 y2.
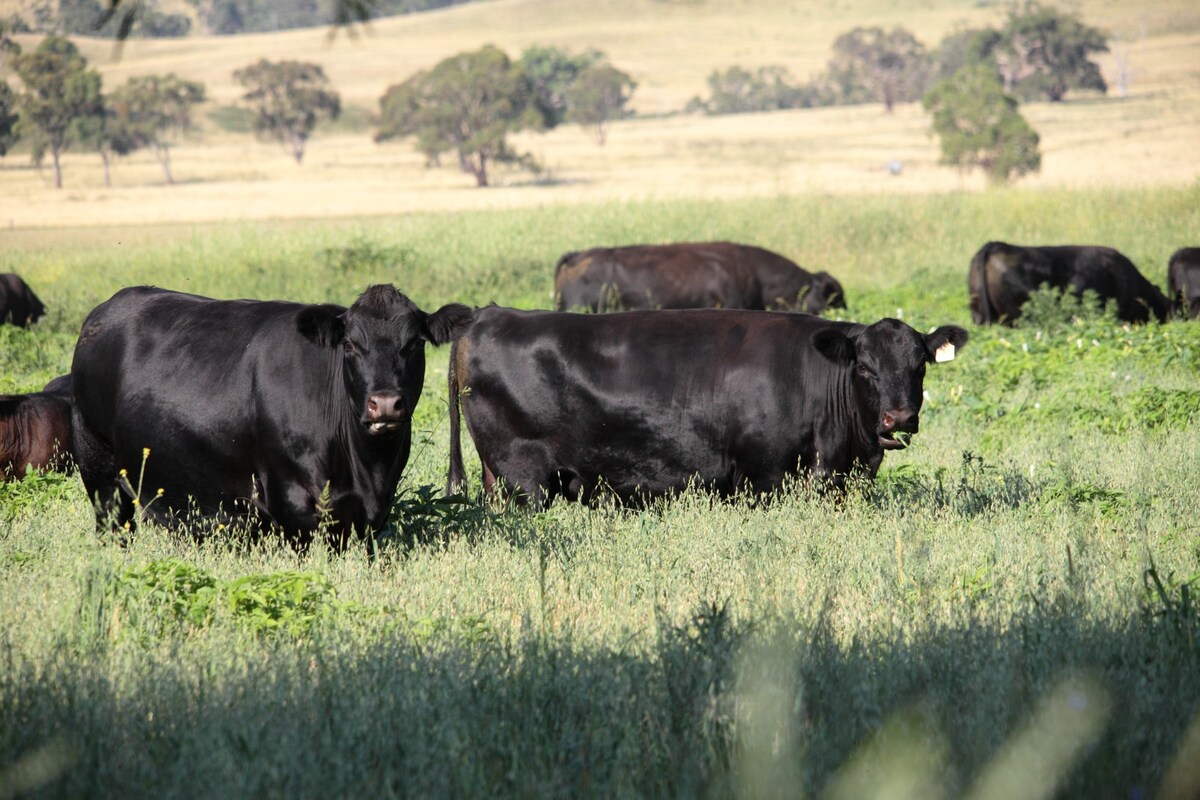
2 184 1199 797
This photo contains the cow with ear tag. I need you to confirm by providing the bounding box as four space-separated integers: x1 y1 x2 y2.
810 318 968 484
71 284 473 546
447 307 967 506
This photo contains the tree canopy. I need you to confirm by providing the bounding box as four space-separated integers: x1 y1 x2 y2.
827 26 930 113
519 46 603 128
564 63 636 145
994 1 1108 101
234 60 340 164
111 73 206 183
923 63 1041 184
376 44 543 187
0 81 19 157
687 65 814 115
11 35 102 188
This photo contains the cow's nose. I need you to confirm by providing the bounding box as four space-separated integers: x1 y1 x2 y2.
366 393 404 421
881 408 917 432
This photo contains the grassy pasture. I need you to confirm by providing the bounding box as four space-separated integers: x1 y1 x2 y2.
1 185 1199 796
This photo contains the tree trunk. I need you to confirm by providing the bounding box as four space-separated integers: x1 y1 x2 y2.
473 152 488 187
100 150 111 188
51 148 62 189
154 142 174 185
290 134 305 164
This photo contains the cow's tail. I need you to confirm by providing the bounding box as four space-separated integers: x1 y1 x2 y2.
553 251 580 311
970 242 1000 325
446 337 467 497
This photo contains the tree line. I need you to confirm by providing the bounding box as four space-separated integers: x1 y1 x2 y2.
4 0 478 39
0 32 635 189
0 1 1110 189
687 1 1110 183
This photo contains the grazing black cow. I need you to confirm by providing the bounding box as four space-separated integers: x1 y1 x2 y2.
1167 248 1200 320
0 390 73 480
968 242 1169 326
71 285 472 544
447 307 967 505
554 242 847 314
0 274 47 327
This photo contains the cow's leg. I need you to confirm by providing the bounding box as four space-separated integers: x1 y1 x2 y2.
491 442 556 509
72 415 135 535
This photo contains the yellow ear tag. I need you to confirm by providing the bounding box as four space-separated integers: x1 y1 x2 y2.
934 342 956 363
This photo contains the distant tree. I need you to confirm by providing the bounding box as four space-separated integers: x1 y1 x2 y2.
931 26 1003 83
564 62 636 145
110 74 205 184
74 92 140 186
519 45 603 128
234 60 340 164
58 0 105 35
131 8 192 37
828 26 930 112
376 45 543 187
688 64 812 115
923 63 1041 184
0 81 19 157
11 36 99 188
995 2 1108 101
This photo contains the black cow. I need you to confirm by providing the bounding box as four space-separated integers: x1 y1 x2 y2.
968 242 1169 326
447 307 967 505
71 285 472 544
0 390 73 480
1167 248 1200 320
554 242 847 314
42 374 72 398
0 274 47 327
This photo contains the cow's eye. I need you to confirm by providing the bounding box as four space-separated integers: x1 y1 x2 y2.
857 363 874 379
343 338 356 354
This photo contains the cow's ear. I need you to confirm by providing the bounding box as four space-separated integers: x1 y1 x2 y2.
813 327 856 364
423 303 474 346
924 325 969 363
297 304 346 347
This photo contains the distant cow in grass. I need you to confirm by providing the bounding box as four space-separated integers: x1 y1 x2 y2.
0 274 47 327
0 389 73 480
1167 248 1200 320
968 242 1169 326
554 242 847 314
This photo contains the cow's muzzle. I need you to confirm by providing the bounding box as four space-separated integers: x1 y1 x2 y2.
364 392 406 435
878 408 918 449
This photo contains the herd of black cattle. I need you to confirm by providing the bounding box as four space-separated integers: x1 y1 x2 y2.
0 241 1196 546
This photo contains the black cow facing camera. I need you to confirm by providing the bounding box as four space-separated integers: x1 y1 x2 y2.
71 285 472 546
447 307 967 507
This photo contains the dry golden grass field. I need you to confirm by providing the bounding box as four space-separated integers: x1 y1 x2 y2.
0 0 1197 230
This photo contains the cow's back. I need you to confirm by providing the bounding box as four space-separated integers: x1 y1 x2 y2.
554 243 762 311
0 274 46 327
0 393 72 479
